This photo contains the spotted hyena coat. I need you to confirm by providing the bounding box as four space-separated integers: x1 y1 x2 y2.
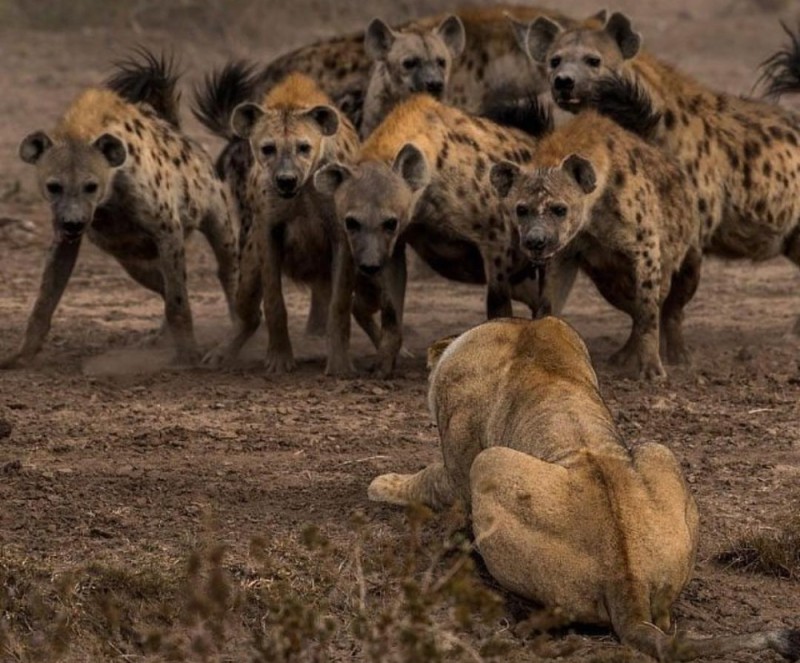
1 51 238 369
491 110 701 379
314 94 553 377
202 73 368 375
253 5 577 130
519 12 800 334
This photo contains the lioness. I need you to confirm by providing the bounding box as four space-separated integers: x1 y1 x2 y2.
369 317 800 661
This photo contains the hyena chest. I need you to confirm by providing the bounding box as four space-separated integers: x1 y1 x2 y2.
274 207 335 284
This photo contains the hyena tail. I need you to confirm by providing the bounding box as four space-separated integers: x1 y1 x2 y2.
609 590 800 662
106 47 182 129
590 74 662 141
479 91 554 139
757 21 800 99
192 60 259 140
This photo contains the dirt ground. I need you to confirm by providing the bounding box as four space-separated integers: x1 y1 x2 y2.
1 0 799 661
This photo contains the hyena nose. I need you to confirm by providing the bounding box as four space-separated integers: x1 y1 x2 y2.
61 220 85 236
425 80 444 96
523 231 550 253
359 264 381 276
275 174 298 194
554 75 575 92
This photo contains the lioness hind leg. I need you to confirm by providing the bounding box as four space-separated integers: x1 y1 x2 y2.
368 462 455 511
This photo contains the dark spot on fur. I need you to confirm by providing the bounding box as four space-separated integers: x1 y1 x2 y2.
664 109 676 130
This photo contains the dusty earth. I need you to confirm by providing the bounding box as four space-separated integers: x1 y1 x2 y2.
1 0 800 661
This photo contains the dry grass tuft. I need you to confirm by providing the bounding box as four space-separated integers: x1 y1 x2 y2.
716 513 800 579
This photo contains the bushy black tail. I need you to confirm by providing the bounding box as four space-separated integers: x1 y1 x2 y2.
480 92 554 139
591 74 662 141
192 60 259 140
106 47 181 129
757 21 800 99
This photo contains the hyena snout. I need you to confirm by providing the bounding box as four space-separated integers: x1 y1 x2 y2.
274 171 300 198
522 228 558 262
553 74 575 92
414 68 446 97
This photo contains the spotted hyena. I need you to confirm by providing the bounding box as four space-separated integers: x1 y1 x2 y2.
0 50 238 369
489 99 701 379
516 12 800 335
313 94 558 377
197 73 381 375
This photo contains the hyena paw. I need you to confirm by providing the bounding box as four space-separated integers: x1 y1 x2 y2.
264 350 296 374
640 357 667 382
325 356 355 378
368 473 412 505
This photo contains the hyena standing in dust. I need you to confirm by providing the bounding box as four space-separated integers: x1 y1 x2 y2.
314 94 555 377
516 12 800 336
197 73 378 375
0 50 238 369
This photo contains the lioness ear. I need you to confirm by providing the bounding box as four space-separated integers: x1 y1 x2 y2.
365 18 397 61
313 162 352 196
231 102 264 139
490 160 520 198
590 9 608 24
426 334 460 370
561 153 597 194
93 133 127 168
19 131 54 164
526 16 564 63
604 12 641 60
393 143 430 192
305 105 339 137
436 15 466 59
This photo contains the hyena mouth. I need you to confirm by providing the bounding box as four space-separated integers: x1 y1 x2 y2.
554 95 585 111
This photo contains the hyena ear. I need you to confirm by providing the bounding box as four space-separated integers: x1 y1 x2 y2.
490 160 520 198
231 102 265 139
365 18 397 61
313 162 353 196
561 153 597 194
526 16 564 63
19 131 54 164
436 15 466 59
590 9 608 24
506 14 530 54
392 143 430 192
426 334 460 370
305 105 339 137
604 12 641 60
93 133 127 168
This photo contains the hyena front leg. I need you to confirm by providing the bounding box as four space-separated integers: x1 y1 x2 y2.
610 251 665 380
199 207 239 323
374 246 407 378
368 462 456 511
0 239 81 369
661 247 702 365
306 283 331 337
326 242 356 377
483 244 514 319
155 227 199 365
261 228 295 373
116 257 169 346
783 226 800 335
202 226 263 366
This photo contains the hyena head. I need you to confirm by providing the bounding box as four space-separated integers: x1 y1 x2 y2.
518 12 641 112
491 154 597 264
231 101 340 199
314 143 429 275
19 131 126 242
364 15 466 100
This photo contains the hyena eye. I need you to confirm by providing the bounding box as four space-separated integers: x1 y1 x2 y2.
46 182 63 196
297 143 311 156
549 56 562 69
551 204 568 217
345 216 361 232
402 57 420 70
515 203 530 217
382 217 399 233
261 144 276 157
83 182 99 194
585 55 602 68
435 57 446 69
